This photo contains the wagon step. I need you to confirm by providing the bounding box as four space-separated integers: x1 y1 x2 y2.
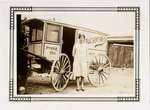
31 72 51 78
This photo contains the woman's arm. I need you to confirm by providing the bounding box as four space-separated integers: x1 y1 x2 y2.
86 44 88 62
72 44 76 57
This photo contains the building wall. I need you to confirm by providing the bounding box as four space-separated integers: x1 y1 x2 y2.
108 42 133 68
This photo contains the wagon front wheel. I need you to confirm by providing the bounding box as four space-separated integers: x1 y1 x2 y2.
88 54 111 87
51 53 71 91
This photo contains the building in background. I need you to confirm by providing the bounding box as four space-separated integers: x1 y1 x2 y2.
107 36 133 68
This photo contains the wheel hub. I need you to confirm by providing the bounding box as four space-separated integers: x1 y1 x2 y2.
60 69 65 74
98 66 103 73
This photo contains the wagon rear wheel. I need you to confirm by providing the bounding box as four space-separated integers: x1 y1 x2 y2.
51 53 71 91
88 54 111 87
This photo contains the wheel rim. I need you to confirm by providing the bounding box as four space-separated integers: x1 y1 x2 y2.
51 54 71 91
88 54 111 87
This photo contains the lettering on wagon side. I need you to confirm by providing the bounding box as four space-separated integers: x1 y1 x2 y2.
44 44 60 61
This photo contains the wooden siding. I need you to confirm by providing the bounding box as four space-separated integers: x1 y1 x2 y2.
108 43 133 68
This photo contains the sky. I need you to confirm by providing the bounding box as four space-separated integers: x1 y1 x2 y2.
21 12 135 36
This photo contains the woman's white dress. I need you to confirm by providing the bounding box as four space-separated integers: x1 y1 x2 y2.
72 43 87 78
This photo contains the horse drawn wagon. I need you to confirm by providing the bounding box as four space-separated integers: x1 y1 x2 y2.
19 18 111 92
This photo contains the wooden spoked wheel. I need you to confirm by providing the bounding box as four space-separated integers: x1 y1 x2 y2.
88 54 111 87
51 53 71 91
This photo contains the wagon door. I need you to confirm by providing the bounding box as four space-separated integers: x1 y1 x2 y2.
43 23 62 61
61 27 76 70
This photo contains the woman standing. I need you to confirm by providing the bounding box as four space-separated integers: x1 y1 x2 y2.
72 34 87 91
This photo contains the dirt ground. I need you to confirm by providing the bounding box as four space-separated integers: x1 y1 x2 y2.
26 68 135 97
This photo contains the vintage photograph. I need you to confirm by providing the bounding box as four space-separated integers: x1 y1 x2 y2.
13 8 138 101
0 0 149 108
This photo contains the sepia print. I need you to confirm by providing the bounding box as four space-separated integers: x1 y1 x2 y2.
9 7 140 101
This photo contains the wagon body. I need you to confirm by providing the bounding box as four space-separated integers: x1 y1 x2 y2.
21 18 111 91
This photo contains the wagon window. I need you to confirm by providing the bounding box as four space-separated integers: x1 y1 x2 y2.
37 28 43 40
31 27 43 41
46 24 60 42
31 28 36 41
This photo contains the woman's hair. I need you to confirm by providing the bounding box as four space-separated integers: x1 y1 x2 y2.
78 33 85 39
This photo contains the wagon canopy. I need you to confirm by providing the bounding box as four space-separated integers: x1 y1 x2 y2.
22 18 44 27
23 18 109 36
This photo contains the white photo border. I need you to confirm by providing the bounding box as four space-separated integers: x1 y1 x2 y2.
9 7 140 102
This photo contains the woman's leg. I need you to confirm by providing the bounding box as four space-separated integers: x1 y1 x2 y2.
81 76 85 91
76 77 80 91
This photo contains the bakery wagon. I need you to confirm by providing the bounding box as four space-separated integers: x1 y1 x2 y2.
20 18 111 92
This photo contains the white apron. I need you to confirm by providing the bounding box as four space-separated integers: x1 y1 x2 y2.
73 43 87 78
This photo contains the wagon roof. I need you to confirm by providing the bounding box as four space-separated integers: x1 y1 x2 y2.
22 18 44 27
22 18 109 36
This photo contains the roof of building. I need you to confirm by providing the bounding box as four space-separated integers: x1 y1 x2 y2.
108 36 133 41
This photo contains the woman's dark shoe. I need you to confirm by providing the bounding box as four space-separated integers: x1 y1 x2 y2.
76 88 80 91
81 88 85 91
